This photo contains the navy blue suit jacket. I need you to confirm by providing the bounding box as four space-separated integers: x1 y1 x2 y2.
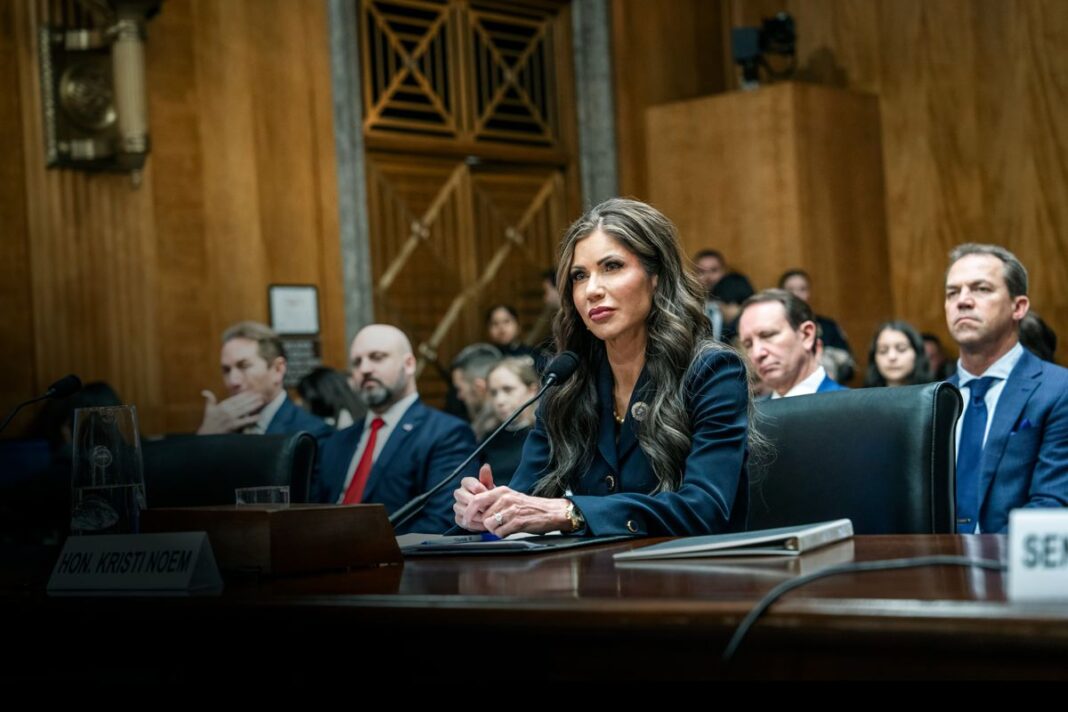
509 348 750 537
949 348 1068 533
265 396 333 441
313 399 478 534
817 375 847 393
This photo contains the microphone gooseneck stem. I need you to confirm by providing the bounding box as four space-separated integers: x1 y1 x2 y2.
388 375 557 530
0 394 49 436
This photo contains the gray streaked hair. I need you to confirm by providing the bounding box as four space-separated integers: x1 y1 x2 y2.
222 321 285 363
451 343 503 380
738 289 818 354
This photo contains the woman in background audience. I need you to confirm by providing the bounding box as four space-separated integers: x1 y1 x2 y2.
864 321 932 387
479 357 539 486
297 367 365 429
485 304 537 361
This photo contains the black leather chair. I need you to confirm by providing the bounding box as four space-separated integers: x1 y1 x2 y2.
142 432 317 507
748 382 962 534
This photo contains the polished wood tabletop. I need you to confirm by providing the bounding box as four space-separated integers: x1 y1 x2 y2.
5 535 1068 681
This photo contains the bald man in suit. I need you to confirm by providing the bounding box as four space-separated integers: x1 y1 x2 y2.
313 324 478 534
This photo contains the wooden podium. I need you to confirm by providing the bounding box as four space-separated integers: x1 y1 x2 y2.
645 82 893 365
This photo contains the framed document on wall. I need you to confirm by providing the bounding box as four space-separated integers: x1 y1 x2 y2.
269 284 320 335
269 284 322 387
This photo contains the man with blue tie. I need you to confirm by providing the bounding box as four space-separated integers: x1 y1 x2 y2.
945 244 1068 533
313 324 478 534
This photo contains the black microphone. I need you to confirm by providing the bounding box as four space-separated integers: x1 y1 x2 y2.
46 374 83 399
389 351 579 531
0 374 83 436
540 350 579 387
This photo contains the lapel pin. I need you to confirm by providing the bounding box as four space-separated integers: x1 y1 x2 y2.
402 423 414 432
630 401 648 422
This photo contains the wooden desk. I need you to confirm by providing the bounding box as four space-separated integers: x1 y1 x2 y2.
5 535 1068 680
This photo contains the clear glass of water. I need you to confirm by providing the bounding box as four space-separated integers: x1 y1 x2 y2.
70 405 146 535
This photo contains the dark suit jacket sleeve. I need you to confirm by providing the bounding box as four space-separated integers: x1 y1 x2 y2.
572 349 748 536
510 349 749 537
1024 378 1068 510
405 415 479 534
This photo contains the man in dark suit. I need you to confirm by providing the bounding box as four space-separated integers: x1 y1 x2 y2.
737 289 847 398
779 268 856 382
313 324 478 534
196 321 331 439
945 244 1068 533
450 342 503 440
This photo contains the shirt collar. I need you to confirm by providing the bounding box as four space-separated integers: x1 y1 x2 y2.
365 391 419 431
256 390 288 431
772 365 826 399
957 342 1023 386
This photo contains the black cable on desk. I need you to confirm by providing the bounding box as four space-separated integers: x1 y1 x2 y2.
722 555 1008 663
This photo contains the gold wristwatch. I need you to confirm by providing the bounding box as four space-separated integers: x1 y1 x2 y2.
564 500 585 533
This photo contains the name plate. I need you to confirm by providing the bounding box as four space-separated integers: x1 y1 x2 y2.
47 532 223 596
1008 509 1068 602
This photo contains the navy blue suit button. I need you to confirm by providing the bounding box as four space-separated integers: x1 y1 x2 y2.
626 520 639 533
605 475 616 492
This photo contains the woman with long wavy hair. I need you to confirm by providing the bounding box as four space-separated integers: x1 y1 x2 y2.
453 198 753 537
863 320 933 387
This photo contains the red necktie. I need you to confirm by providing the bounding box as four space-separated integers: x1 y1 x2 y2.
342 417 385 504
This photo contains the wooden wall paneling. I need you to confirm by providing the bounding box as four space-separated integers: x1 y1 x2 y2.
242 0 345 369
611 0 730 200
971 0 1068 350
248 0 323 282
877 1 984 345
790 0 881 90
356 1 581 408
147 0 214 431
0 0 36 415
548 1 580 219
469 167 567 340
366 155 474 401
15 0 164 429
365 155 570 404
192 0 266 332
5 0 347 435
645 88 805 285
792 83 892 362
726 0 882 91
646 83 893 381
706 0 1068 356
302 0 347 370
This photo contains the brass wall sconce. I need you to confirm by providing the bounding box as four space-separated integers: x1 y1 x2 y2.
38 1 162 185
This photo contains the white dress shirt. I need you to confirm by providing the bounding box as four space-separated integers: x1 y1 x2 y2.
337 392 419 502
245 390 287 435
771 366 828 399
954 342 1024 454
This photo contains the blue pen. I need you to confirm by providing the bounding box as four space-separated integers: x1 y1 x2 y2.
418 533 502 545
